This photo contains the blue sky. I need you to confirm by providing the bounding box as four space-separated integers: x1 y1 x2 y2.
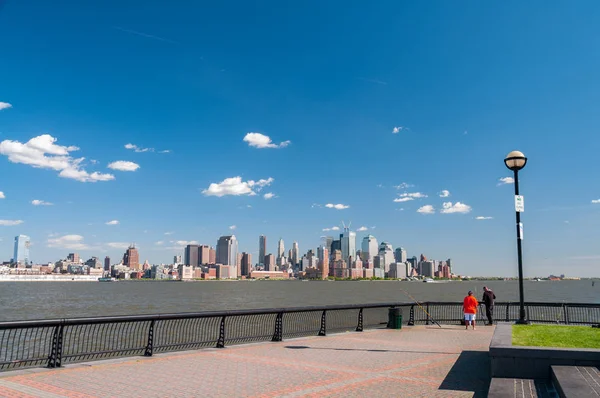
1 1 600 277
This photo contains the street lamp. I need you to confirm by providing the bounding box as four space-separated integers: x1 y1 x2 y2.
504 150 528 324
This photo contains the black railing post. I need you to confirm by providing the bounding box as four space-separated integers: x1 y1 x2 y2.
425 304 430 325
564 304 570 325
356 308 363 332
272 312 283 342
408 305 415 326
318 310 327 336
216 316 226 348
144 320 155 356
505 303 510 322
47 324 64 368
526 305 530 323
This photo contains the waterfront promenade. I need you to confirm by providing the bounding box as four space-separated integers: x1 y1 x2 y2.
0 325 494 397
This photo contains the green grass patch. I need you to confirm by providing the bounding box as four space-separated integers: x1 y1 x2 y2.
512 324 600 349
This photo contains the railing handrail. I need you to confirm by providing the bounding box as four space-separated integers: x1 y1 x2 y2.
1 301 598 328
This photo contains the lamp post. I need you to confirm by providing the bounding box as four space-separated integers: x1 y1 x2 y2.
504 151 528 324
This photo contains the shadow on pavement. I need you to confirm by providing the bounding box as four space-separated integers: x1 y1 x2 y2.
438 350 491 397
284 345 459 355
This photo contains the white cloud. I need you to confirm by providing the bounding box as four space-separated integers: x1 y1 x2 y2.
243 132 290 149
0 219 24 226
155 241 164 245
229 225 237 230
90 159 99 164
393 197 413 203
105 220 119 225
159 150 171 154
439 190 450 198
325 203 350 210
440 202 472 214
591 199 600 204
322 226 341 232
476 216 493 220
0 191 4 199
417 205 435 215
174 240 199 246
263 192 276 200
392 126 407 134
0 134 115 182
357 226 368 232
0 102 12 110
48 234 89 250
108 161 140 172
394 183 413 189
32 199 53 206
395 208 405 211
124 143 154 153
164 231 174 235
202 176 274 197
498 177 514 185
400 192 427 198
106 242 131 249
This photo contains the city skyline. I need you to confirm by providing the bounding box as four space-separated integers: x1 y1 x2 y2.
1 1 600 277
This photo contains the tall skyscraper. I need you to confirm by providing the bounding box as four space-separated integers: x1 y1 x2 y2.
361 235 378 263
13 235 30 265
104 256 111 271
184 244 199 266
265 254 275 271
259 235 267 266
123 245 140 270
394 247 407 263
292 241 299 265
216 235 238 276
241 252 252 277
277 238 285 260
317 246 329 280
340 227 356 263
199 245 210 265
378 242 394 274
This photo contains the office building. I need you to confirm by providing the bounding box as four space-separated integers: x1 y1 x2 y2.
340 227 356 263
216 235 238 276
123 245 140 270
395 247 407 263
174 255 182 264
209 247 216 264
378 242 394 274
317 246 329 279
67 253 80 263
361 235 378 263
330 240 341 259
277 238 285 260
13 235 30 266
104 256 111 271
241 252 252 277
265 254 275 271
199 245 210 265
292 241 299 266
184 244 199 266
259 235 267 266
420 261 435 278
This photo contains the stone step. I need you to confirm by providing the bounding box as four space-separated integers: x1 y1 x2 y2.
488 378 559 398
551 366 600 397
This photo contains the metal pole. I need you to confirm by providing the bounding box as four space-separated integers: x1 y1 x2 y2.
514 169 527 324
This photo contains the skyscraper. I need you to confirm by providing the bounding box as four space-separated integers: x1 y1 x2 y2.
104 256 111 271
13 235 30 265
123 245 140 270
259 235 267 266
277 238 285 260
292 241 299 265
317 246 329 280
394 247 407 263
241 252 252 277
265 254 275 271
216 235 238 276
361 235 378 263
184 244 199 266
209 247 216 264
378 242 394 274
199 245 210 265
340 227 356 263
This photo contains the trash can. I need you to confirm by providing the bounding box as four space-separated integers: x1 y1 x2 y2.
388 307 403 329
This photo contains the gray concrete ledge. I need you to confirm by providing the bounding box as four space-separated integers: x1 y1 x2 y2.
490 323 600 379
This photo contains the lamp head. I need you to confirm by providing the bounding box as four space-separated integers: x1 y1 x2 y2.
504 150 527 171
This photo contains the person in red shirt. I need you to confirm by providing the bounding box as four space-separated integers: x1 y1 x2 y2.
463 290 478 330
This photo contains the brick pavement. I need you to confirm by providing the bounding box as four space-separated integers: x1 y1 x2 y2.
0 325 494 397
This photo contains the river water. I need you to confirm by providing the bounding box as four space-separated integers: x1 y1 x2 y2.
1 280 598 322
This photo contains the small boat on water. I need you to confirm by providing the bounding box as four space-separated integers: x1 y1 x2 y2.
98 277 116 282
423 278 436 283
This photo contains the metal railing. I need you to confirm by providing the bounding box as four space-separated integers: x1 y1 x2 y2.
1 301 598 372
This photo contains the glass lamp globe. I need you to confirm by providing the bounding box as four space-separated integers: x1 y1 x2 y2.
504 151 527 171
